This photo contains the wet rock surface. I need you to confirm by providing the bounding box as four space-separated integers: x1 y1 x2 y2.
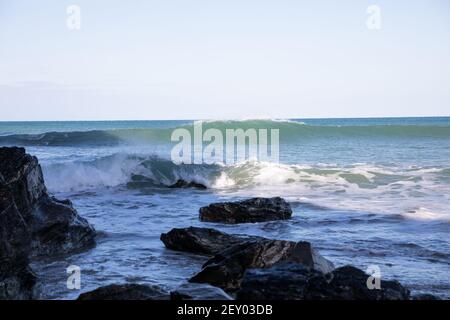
162 226 413 300
78 284 170 300
189 237 334 291
161 227 261 255
0 147 96 299
0 178 36 299
30 195 96 255
199 197 292 224
237 263 411 300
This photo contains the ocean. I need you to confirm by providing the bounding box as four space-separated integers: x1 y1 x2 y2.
0 117 449 299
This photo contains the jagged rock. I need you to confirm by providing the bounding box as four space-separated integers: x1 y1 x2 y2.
30 195 96 255
189 238 334 291
0 147 96 299
0 180 32 265
0 176 35 299
199 197 292 224
78 284 170 300
0 147 96 256
170 283 233 300
237 263 322 300
168 179 207 190
309 265 410 300
0 265 36 300
237 263 410 300
163 227 334 293
160 227 261 255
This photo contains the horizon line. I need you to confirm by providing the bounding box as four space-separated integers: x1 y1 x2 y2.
1 115 449 123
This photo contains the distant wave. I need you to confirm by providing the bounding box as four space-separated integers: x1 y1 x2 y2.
1 119 449 146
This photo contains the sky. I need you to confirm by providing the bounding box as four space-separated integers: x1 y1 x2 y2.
0 0 449 121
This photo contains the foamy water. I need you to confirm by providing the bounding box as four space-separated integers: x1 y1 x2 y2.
1 118 449 299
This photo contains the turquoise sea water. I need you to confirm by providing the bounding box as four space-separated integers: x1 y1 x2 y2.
0 117 449 299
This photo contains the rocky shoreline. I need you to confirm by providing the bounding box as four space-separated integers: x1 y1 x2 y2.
0 147 438 300
0 147 96 299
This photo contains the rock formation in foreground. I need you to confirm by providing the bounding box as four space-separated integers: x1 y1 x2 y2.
237 263 411 300
0 147 96 299
161 226 417 300
189 238 335 291
199 197 293 224
161 227 334 292
0 181 35 299
160 226 262 255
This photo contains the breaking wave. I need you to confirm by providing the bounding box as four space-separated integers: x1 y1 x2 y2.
42 153 450 221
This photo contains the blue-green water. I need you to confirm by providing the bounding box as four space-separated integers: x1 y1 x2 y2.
0 117 449 299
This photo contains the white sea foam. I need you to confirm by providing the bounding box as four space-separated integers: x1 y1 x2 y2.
41 153 450 221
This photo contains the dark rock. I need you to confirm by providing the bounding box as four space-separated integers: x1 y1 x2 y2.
0 147 96 299
190 238 334 291
0 147 96 256
168 179 207 190
0 176 35 299
307 265 410 300
199 197 292 224
237 263 410 300
30 195 96 255
0 265 36 300
170 283 233 300
161 227 261 255
78 284 170 300
0 147 47 223
0 181 32 266
237 263 323 300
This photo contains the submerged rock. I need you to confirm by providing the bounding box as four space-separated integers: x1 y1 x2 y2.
168 179 207 190
78 284 170 300
190 238 334 291
170 283 233 300
126 174 159 189
0 147 96 299
160 227 261 255
199 197 292 224
237 263 411 300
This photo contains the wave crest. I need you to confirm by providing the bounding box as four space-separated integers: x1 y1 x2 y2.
41 153 450 221
2 120 449 146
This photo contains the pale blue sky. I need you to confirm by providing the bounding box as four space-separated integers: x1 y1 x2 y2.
0 0 449 120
